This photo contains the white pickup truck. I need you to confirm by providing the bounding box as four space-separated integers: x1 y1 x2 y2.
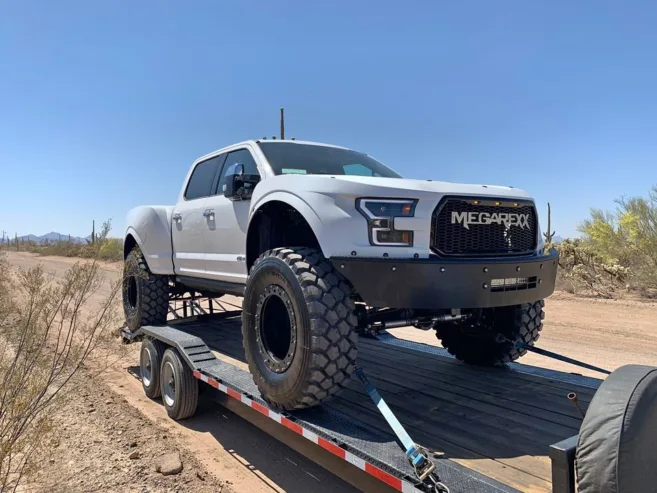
123 139 558 410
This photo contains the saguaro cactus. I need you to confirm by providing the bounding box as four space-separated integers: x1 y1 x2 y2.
543 202 555 244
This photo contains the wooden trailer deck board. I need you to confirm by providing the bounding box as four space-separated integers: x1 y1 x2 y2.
173 315 602 493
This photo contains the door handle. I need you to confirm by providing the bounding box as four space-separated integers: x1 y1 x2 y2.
172 213 182 222
202 209 215 219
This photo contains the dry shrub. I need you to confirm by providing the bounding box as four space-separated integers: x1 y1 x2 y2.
0 222 122 491
21 237 123 262
554 238 629 298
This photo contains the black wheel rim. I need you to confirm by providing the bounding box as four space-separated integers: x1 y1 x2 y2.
255 285 297 373
126 276 138 309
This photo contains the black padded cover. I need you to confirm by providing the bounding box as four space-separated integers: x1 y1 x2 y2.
576 364 657 493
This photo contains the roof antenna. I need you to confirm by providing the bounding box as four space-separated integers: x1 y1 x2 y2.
280 107 285 140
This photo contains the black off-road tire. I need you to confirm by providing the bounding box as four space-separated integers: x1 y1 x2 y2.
123 248 169 332
160 348 199 420
437 300 544 366
140 338 167 399
242 247 358 410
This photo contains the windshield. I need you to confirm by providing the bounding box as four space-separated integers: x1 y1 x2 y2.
257 142 402 178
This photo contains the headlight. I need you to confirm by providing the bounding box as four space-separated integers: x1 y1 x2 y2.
356 198 417 246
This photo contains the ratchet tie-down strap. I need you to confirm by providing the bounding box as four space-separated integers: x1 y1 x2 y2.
355 368 450 493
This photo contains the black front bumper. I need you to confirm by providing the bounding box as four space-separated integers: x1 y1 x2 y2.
331 249 559 309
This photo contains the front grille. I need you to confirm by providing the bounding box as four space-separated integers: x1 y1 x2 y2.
431 197 538 256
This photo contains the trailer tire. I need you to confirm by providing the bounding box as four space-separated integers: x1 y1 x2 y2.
437 300 544 366
576 364 657 493
242 247 358 410
140 338 167 399
123 247 169 332
160 348 198 420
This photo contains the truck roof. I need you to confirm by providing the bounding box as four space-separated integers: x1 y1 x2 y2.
253 139 350 150
194 139 354 165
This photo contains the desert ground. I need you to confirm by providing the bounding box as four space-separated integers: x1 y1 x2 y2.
5 251 657 492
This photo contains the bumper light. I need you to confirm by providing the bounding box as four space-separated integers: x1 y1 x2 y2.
491 277 529 287
490 277 537 292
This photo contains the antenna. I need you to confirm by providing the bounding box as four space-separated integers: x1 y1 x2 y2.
280 107 285 140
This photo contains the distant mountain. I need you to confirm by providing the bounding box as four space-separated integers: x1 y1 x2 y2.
7 232 91 244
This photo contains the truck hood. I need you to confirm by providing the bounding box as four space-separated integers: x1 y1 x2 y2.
329 175 530 198
259 174 533 201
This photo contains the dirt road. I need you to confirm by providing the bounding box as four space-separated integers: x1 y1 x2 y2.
5 252 355 493
392 290 657 378
5 251 657 492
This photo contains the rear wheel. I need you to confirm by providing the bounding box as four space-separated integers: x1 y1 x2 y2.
242 247 358 410
140 338 167 399
437 300 544 366
160 348 199 420
123 248 169 331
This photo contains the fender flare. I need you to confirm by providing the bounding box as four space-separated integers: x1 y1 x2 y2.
124 226 144 256
248 190 327 250
124 206 175 275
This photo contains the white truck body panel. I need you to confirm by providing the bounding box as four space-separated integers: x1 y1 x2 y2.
125 206 174 275
203 196 250 282
171 197 208 277
248 174 536 260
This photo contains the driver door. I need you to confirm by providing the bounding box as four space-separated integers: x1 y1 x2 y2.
203 148 260 283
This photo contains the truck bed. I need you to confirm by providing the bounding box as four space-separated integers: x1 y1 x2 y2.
140 311 601 493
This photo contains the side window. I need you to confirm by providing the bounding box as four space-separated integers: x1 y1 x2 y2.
217 148 259 194
184 156 221 200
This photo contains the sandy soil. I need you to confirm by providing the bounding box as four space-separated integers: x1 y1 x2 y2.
4 251 657 491
34 374 233 493
392 290 657 378
5 252 355 493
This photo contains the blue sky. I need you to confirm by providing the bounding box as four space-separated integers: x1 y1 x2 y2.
1 1 656 239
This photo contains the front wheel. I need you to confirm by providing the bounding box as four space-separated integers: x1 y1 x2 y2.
242 247 358 410
437 300 545 366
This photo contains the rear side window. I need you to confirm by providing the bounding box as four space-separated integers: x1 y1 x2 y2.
184 157 221 200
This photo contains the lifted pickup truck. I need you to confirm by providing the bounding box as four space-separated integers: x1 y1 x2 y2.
123 139 558 410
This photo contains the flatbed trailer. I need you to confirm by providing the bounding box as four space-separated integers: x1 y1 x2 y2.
123 301 601 493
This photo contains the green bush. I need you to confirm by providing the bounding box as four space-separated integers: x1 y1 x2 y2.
556 185 657 297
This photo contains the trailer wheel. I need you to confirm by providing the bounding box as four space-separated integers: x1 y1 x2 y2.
160 348 199 420
123 247 169 332
437 300 544 366
140 338 167 399
242 247 358 410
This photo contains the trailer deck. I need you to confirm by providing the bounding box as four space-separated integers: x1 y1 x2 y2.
134 306 602 493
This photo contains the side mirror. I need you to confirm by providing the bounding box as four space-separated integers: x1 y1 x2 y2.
223 163 260 201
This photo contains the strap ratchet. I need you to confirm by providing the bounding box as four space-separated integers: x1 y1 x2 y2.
354 368 450 493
